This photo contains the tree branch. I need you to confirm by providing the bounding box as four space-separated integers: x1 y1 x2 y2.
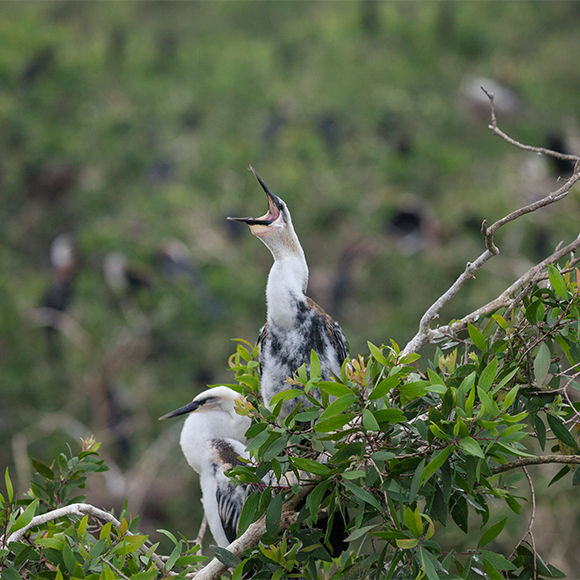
401 89 580 357
4 503 165 572
490 455 580 475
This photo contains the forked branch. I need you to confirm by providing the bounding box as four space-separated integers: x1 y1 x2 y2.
401 88 580 356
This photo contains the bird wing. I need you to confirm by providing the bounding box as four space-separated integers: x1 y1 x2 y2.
215 474 248 544
305 297 348 365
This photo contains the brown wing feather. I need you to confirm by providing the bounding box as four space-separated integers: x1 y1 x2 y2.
305 297 348 364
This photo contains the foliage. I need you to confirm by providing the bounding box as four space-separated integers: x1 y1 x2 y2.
0 438 206 579
223 264 580 579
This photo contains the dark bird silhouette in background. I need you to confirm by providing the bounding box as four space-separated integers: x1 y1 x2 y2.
39 233 78 360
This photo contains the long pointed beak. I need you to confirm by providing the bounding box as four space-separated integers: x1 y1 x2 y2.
159 400 201 420
227 166 283 225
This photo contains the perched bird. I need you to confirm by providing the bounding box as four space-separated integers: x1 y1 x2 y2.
228 167 348 418
159 386 252 547
39 233 78 359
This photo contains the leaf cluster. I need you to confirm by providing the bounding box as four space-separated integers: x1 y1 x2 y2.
0 438 206 579
222 266 580 579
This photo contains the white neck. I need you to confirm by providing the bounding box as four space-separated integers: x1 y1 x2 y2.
265 251 309 331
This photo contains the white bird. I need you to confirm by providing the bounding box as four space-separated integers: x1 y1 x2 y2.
159 386 252 547
228 167 348 418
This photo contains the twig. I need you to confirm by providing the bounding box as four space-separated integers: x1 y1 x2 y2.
482 86 579 163
98 555 131 580
194 513 208 546
490 455 580 475
509 467 537 579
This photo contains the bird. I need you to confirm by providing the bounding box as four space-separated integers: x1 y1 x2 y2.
38 233 78 359
159 386 252 547
228 167 348 418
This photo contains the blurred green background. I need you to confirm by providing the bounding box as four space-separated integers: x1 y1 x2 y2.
1 1 580 573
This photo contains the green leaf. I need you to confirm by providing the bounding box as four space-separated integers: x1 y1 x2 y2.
362 409 380 431
317 381 354 397
367 341 389 365
420 446 453 485
395 537 418 549
313 413 356 433
345 523 379 542
212 546 242 568
534 342 551 386
112 534 148 555
5 467 13 503
483 558 504 580
478 357 498 393
35 537 65 550
100 564 117 580
265 492 283 537
263 434 288 461
0 569 23 580
291 457 330 476
501 385 519 411
492 314 508 331
479 550 517 570
546 413 579 451
369 374 401 399
310 349 321 380
308 480 331 523
62 541 77 574
548 265 569 300
465 386 475 417
237 490 260 535
459 437 485 459
373 409 406 424
269 389 304 406
458 371 476 394
342 480 382 512
31 459 55 480
156 528 179 545
478 517 507 548
341 470 366 480
419 546 440 580
468 323 487 352
317 394 356 422
11 499 38 534
409 459 425 504
477 387 498 417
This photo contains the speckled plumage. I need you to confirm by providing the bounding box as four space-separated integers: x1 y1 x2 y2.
228 168 348 418
159 387 252 547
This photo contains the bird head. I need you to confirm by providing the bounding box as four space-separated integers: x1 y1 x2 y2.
227 166 304 261
158 386 247 421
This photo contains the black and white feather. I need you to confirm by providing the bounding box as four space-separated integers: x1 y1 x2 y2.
159 386 252 547
228 167 348 418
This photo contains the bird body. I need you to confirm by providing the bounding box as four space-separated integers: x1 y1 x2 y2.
159 386 251 547
229 168 347 417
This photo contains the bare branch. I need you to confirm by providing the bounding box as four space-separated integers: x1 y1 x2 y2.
509 467 537 578
4 503 165 572
482 86 579 163
432 234 580 340
401 94 580 357
194 513 208 546
490 455 580 475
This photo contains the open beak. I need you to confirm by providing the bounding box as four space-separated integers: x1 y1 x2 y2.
159 400 201 420
227 166 284 226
